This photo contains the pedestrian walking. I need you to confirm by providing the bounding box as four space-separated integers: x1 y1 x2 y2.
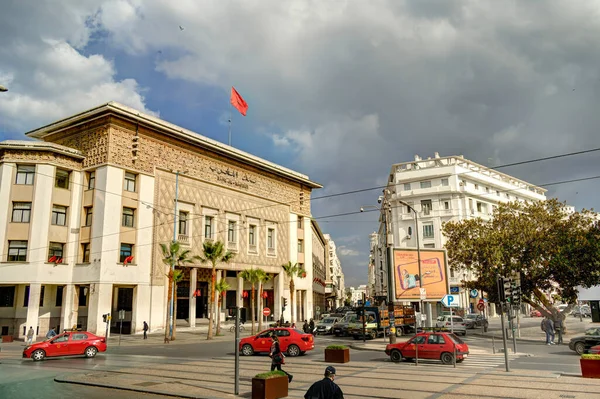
304 366 344 399
554 316 563 344
303 320 309 333
542 317 555 345
270 335 293 383
45 327 57 339
26 327 35 345
143 321 149 339
309 318 315 334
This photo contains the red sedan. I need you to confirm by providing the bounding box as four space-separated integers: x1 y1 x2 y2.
590 345 600 355
239 328 314 357
23 331 107 361
385 332 469 365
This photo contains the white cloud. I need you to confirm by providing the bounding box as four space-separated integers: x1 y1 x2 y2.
338 246 360 257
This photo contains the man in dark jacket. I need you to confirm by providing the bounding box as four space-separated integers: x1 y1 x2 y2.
304 366 344 399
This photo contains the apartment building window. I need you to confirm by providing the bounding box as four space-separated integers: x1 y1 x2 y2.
0 286 15 307
39 286 45 307
474 184 479 190
404 183 411 190
421 200 432 215
476 202 482 212
8 240 28 262
440 178 449 187
506 193 510 199
442 200 450 210
248 224 257 246
24 286 30 307
423 224 434 238
405 205 412 214
204 216 214 239
420 181 432 189
120 243 133 263
51 205 67 226
122 207 135 228
15 165 35 185
485 186 490 193
84 207 93 226
298 239 304 253
297 216 304 229
55 286 64 307
424 244 435 248
78 286 88 307
267 228 275 250
228 220 237 243
124 172 136 192
48 242 64 259
87 171 95 190
55 169 70 189
82 243 90 263
178 211 188 235
12 202 31 223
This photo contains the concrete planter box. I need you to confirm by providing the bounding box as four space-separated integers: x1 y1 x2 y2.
1 336 13 343
325 348 350 363
252 375 288 399
581 359 600 378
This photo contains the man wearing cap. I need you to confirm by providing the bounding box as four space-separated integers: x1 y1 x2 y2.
304 366 344 399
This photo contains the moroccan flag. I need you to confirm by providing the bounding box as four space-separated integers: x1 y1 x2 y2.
230 86 248 116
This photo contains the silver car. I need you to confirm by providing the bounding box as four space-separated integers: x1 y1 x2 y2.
435 316 467 336
315 317 340 335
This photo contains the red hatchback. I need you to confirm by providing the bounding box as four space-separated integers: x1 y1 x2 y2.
23 331 107 361
385 332 469 365
239 328 314 357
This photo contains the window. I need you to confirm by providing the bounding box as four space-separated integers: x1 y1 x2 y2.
204 216 214 239
15 165 35 185
55 286 64 307
55 169 70 189
248 224 256 246
406 205 411 214
78 286 87 307
403 183 411 191
82 243 90 263
122 207 135 228
48 242 64 259
443 201 450 210
506 193 510 199
124 172 136 192
421 200 432 215
72 333 89 341
24 285 30 307
297 216 304 229
441 178 449 186
0 286 15 307
117 287 133 311
39 286 45 307
8 240 27 262
411 335 426 344
485 187 490 193
420 181 432 189
424 243 435 248
474 184 479 190
476 202 482 212
53 335 69 343
51 205 67 226
428 334 446 344
178 211 188 235
298 239 304 253
120 243 133 263
423 224 434 238
228 221 237 243
407 226 412 236
87 171 95 190
12 202 31 223
267 228 275 250
84 207 93 226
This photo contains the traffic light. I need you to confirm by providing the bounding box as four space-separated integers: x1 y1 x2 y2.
281 297 288 311
497 276 511 303
511 282 521 306
102 313 109 323
504 278 513 303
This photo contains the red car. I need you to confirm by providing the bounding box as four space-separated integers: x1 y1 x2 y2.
530 310 542 317
23 331 107 361
239 328 314 357
385 332 469 365
590 345 600 355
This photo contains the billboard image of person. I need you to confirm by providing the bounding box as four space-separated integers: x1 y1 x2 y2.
393 249 449 300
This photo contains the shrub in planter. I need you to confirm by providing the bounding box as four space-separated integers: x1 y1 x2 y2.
252 370 288 399
581 354 600 379
325 345 350 363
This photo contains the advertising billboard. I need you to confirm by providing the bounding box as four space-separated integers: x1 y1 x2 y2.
393 249 449 301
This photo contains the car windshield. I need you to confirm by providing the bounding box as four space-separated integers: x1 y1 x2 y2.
585 328 600 336
466 315 478 319
322 318 335 324
447 333 465 344
436 316 445 321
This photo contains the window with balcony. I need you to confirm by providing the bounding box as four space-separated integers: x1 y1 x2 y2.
84 207 93 226
120 243 133 263
55 169 70 189
297 216 304 229
12 202 31 223
48 242 64 259
82 243 90 263
87 171 95 190
124 172 136 192
122 207 135 228
404 183 411 190
204 216 214 240
51 205 67 226
441 178 449 186
423 224 434 238
228 220 237 243
420 181 432 189
8 240 28 262
267 228 275 250
15 165 35 185
297 239 304 253
421 200 432 215
178 211 188 236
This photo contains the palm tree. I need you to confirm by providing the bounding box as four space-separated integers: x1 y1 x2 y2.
160 241 194 341
196 240 235 340
171 269 184 340
281 261 306 324
257 273 272 332
215 278 230 336
239 268 266 335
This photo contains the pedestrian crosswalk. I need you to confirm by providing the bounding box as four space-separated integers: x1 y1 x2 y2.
389 351 521 370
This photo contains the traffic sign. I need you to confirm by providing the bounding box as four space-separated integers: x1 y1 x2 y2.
118 310 125 320
450 286 460 294
441 294 460 308
420 288 426 300
262 308 271 317
477 303 485 312
470 289 479 298
478 298 484 305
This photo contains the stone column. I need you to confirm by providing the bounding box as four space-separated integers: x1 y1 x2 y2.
25 283 42 338
87 283 113 336
60 285 75 333
426 302 433 328
189 268 197 327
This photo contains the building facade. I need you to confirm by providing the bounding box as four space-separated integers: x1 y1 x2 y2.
0 102 321 339
311 220 327 319
323 234 345 310
372 153 546 317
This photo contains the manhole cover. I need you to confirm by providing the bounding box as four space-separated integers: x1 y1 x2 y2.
135 381 161 387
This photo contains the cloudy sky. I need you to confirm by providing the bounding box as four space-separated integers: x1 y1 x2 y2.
2 0 600 287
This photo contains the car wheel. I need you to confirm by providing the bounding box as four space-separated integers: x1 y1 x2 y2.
85 346 98 358
395 328 403 337
390 350 403 363
300 351 306 356
440 352 454 365
575 342 585 355
369 331 377 340
241 344 254 356
287 344 300 357
31 349 45 361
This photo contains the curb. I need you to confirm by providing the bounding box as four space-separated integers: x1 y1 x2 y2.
470 333 545 343
349 344 385 352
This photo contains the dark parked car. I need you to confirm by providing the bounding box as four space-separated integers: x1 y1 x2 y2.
569 327 600 355
464 314 489 329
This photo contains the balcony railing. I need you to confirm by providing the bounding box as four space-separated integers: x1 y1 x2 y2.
178 234 189 244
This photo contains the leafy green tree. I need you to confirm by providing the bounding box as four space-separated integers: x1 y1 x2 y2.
443 199 600 320
196 241 235 340
239 268 266 335
215 278 230 336
281 261 306 323
160 241 194 341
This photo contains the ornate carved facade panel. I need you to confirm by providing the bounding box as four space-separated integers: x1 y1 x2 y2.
0 150 83 170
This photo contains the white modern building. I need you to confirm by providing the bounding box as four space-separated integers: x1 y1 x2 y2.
372 153 546 317
348 285 367 307
0 102 321 340
323 234 346 310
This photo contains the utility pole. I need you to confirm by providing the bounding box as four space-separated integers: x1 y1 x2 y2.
384 200 396 344
497 275 510 372
169 171 180 340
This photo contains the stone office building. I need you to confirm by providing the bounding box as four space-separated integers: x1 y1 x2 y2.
0 102 321 339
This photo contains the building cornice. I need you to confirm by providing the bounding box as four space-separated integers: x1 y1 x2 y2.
0 140 85 159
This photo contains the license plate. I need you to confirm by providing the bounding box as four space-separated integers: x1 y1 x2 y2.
463 354 468 358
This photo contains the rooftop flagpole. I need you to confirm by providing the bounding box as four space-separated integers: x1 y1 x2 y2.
228 103 232 146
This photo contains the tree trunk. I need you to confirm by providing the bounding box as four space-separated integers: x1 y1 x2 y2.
216 294 222 336
258 283 263 332
172 282 178 341
165 271 173 341
290 278 295 324
207 267 216 340
251 285 256 335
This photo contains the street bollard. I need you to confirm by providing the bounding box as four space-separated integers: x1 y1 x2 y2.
453 343 457 368
492 335 496 354
415 342 419 367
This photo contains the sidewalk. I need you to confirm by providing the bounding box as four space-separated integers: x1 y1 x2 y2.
474 316 595 343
